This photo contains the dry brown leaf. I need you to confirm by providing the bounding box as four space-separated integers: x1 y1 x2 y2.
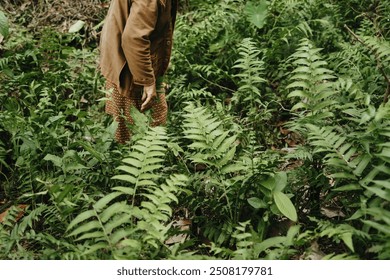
165 219 191 245
0 204 28 223
321 207 346 218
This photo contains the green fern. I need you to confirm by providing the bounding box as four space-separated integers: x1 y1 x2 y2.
66 174 188 259
113 126 168 205
359 36 390 103
314 218 370 253
361 36 390 63
287 38 337 128
306 124 371 183
209 221 300 260
66 127 188 259
303 103 390 258
232 37 267 111
182 102 240 173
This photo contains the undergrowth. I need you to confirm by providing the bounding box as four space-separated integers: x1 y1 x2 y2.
0 0 389 260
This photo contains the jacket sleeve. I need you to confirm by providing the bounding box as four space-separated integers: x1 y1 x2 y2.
121 0 158 86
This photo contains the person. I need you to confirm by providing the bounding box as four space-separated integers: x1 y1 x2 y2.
99 0 177 143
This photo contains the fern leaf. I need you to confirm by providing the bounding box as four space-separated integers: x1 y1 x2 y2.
100 202 129 223
67 210 95 231
182 103 239 170
287 38 337 126
94 192 122 212
68 220 101 237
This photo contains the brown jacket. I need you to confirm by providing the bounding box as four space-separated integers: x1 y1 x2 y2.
99 0 177 93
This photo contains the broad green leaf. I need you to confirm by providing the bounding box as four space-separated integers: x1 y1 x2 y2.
291 102 308 111
287 90 309 98
291 66 311 73
347 209 364 221
141 201 157 213
205 120 222 134
212 131 230 150
352 154 371 176
123 156 143 168
260 175 276 190
0 11 9 38
331 172 357 180
143 164 163 172
188 142 209 150
110 228 137 244
285 225 301 246
247 197 267 209
274 172 288 192
244 1 269 29
137 179 157 186
158 203 173 216
286 81 310 89
64 163 88 172
43 154 62 168
273 191 298 222
376 147 390 159
147 151 166 158
132 144 148 154
142 193 161 205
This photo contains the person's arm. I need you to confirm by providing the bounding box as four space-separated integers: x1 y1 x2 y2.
121 0 158 110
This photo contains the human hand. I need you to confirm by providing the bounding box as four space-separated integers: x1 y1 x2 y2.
141 83 157 111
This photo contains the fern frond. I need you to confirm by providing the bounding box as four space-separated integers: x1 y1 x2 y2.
113 126 167 203
182 102 239 170
139 174 188 245
314 218 370 253
232 38 266 107
65 125 190 259
66 174 187 259
306 124 371 181
0 57 10 71
362 36 390 63
287 38 337 128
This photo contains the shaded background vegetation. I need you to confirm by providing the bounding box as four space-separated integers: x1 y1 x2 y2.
0 0 389 259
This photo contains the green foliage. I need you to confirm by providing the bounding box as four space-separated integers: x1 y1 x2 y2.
66 126 188 259
244 1 269 30
286 38 337 129
1 0 390 260
232 38 267 111
0 10 9 38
